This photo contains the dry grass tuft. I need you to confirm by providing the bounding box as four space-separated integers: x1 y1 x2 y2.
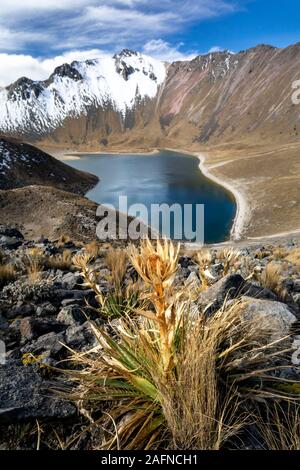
56 234 72 248
256 404 300 450
218 248 241 275
65 295 298 450
0 263 16 288
25 247 45 282
161 314 246 450
105 249 127 295
260 262 287 299
85 240 102 259
272 247 288 261
286 248 300 266
45 250 73 271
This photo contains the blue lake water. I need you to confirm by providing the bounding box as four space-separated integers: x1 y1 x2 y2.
65 150 236 244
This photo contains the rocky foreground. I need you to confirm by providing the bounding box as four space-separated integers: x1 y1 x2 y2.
1 225 300 449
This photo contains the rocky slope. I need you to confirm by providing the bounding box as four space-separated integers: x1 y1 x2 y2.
0 226 300 449
0 137 98 193
1 44 300 148
0 185 146 243
0 186 99 242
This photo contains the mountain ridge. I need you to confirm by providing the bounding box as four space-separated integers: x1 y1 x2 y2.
0 136 98 193
1 42 300 241
1 42 299 149
0 50 166 137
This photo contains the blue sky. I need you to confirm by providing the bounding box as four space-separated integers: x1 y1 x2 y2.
0 0 299 85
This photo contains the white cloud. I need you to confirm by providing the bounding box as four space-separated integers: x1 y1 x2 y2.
0 42 232 87
0 49 108 86
81 5 177 33
0 1 241 52
0 1 241 83
143 40 198 62
0 25 50 51
207 46 224 53
0 0 96 15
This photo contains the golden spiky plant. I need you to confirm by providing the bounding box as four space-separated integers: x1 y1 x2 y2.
64 239 300 450
65 308 248 450
197 249 213 289
73 249 140 319
218 248 241 275
128 238 180 373
73 251 105 307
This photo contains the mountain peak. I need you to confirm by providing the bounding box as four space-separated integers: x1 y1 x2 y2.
50 63 83 81
114 49 138 59
0 51 166 135
6 77 44 101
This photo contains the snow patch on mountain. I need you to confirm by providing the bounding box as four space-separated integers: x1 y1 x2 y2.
0 51 166 135
0 139 41 175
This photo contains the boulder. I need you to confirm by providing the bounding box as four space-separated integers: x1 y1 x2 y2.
35 302 57 317
199 274 278 316
65 322 98 351
57 305 86 326
0 225 24 239
61 272 83 290
0 361 76 424
21 331 66 359
184 271 199 289
199 274 245 315
241 282 278 301
0 236 23 250
241 297 297 340
20 317 65 342
4 303 35 320
0 313 8 330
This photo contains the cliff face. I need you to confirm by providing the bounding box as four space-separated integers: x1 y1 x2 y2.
1 44 300 150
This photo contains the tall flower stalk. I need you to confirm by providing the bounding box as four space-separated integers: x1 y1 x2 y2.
128 238 181 373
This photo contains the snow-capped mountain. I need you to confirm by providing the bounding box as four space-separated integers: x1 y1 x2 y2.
1 43 300 147
0 50 166 135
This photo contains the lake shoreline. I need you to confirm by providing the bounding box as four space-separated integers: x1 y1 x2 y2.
58 149 236 244
57 146 244 242
49 145 300 244
162 147 247 241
